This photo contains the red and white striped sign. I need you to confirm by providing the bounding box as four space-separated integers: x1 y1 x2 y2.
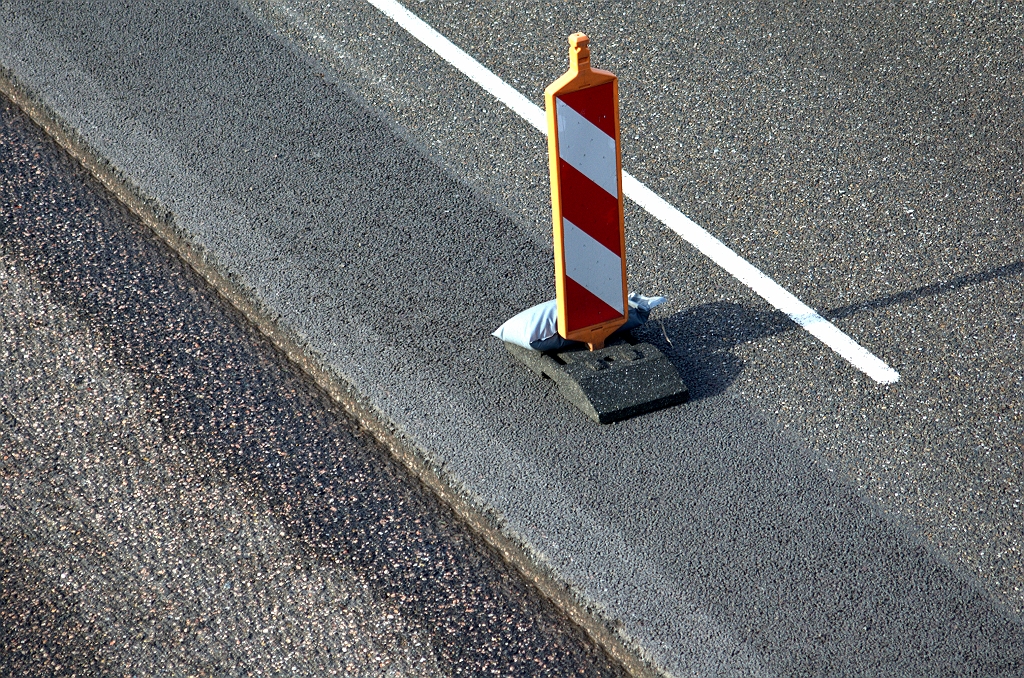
545 34 627 349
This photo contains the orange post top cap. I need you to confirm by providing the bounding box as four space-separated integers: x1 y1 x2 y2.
568 32 591 72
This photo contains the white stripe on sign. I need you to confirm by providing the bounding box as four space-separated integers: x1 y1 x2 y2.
362 0 901 385
555 99 618 198
563 218 625 314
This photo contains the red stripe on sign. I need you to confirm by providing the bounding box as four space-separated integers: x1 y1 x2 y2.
559 159 621 255
558 82 616 139
563 275 622 333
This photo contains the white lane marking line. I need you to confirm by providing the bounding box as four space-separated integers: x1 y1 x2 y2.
364 0 547 134
363 0 901 385
556 99 618 198
622 178 901 383
563 218 626 314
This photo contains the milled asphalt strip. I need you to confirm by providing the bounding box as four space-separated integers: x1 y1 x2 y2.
363 0 901 385
0 55 654 678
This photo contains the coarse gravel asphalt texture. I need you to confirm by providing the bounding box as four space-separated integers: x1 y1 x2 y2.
1 0 1023 674
0 96 624 677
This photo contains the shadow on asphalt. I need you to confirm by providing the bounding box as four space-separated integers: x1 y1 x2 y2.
826 259 1024 320
638 301 781 401
641 259 1024 400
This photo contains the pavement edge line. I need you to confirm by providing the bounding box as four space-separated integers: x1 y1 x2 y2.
0 64 665 678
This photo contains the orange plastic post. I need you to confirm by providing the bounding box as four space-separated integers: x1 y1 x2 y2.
545 34 627 351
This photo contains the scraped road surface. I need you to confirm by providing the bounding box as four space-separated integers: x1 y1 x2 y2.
1 0 1022 675
0 96 622 676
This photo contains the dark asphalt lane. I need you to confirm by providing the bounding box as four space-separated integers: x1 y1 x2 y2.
1 0 1022 675
0 97 623 676
249 0 1024 626
241 0 1024 628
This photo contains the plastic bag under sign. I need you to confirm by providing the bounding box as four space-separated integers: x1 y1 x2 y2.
492 292 667 351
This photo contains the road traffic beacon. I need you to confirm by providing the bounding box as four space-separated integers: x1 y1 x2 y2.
545 33 627 351
499 34 689 423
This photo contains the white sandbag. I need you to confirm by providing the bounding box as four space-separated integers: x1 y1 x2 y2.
493 293 666 351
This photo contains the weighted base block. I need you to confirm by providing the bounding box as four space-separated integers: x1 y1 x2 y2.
505 340 689 424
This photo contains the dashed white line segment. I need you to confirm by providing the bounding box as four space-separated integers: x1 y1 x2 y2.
364 0 901 385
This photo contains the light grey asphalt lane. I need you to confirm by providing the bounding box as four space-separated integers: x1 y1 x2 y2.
1 0 1021 675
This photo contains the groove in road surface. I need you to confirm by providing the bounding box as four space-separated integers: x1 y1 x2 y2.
0 94 629 677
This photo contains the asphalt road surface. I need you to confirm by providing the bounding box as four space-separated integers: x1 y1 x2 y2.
0 96 623 676
0 0 1021 675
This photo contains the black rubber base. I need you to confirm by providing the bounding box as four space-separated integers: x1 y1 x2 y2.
504 340 689 424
